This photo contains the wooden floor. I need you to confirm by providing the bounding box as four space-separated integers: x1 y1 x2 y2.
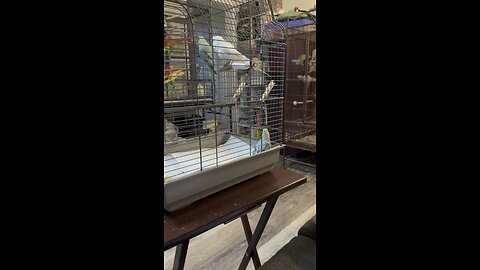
164 164 316 270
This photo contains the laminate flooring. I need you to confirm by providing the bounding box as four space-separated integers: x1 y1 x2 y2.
164 163 316 270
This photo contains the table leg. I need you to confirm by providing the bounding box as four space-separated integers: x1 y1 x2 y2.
241 215 261 269
173 240 189 270
238 196 278 270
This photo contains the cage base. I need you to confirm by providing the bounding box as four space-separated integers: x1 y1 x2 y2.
164 145 283 212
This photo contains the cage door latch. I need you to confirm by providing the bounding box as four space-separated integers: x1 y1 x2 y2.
293 100 313 106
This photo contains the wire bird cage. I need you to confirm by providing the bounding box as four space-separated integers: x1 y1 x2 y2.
283 8 316 155
163 0 286 212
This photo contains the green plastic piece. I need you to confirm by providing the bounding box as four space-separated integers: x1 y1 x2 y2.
276 9 310 22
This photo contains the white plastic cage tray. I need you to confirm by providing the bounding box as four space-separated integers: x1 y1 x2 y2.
164 135 282 212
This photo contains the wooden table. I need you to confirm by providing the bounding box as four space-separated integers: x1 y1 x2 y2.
164 167 307 270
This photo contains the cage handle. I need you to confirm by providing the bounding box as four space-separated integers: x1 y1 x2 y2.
293 100 313 106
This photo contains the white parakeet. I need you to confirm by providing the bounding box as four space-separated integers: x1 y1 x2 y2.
254 128 271 154
212 36 269 76
212 35 250 70
198 36 217 75
164 118 179 143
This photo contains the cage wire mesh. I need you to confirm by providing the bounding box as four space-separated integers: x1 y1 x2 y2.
164 0 286 184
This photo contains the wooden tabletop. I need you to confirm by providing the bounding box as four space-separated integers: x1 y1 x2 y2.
164 167 307 251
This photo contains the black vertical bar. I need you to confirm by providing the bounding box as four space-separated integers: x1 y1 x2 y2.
282 17 289 152
302 32 309 124
229 106 233 133
173 240 190 270
186 3 196 97
241 215 261 269
238 197 278 270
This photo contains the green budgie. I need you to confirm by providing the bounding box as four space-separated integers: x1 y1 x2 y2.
198 36 217 75
292 54 306 65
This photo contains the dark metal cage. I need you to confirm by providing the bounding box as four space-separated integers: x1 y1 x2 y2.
283 11 316 154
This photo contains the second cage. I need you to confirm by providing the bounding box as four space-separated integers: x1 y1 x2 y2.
282 9 316 165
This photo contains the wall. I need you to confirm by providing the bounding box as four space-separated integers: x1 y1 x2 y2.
280 0 316 14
